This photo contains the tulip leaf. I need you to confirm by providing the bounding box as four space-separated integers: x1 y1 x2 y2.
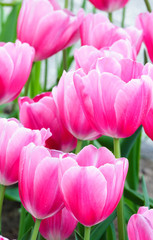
142 175 150 207
0 4 21 42
74 230 84 240
106 223 116 240
21 227 32 240
5 186 20 202
90 210 117 240
96 136 113 152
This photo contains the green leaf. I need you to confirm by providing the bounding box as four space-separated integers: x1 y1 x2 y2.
21 227 32 240
96 136 113 152
5 186 20 202
75 230 84 240
0 3 21 42
142 175 150 207
90 210 117 240
106 223 116 240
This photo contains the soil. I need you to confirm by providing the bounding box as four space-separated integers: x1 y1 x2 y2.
1 138 153 240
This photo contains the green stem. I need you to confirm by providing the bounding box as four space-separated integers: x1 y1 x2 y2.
75 140 82 154
0 0 21 6
0 185 6 234
31 219 41 240
64 0 69 8
70 0 74 11
81 0 86 9
121 7 126 28
63 49 68 71
24 62 35 96
108 12 113 22
44 59 48 92
113 138 125 240
18 204 27 240
84 226 91 240
144 0 152 12
0 5 3 34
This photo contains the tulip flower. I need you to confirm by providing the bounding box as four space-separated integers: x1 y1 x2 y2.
19 92 77 152
59 145 128 227
0 118 51 186
136 12 153 62
73 58 152 138
0 237 10 240
39 207 77 240
17 0 84 61
88 0 129 12
127 206 153 240
19 143 64 220
56 71 100 140
0 40 34 105
80 13 142 56
75 40 136 74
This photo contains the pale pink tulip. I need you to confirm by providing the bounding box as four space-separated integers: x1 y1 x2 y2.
136 12 153 62
127 207 153 240
75 40 136 74
0 118 51 186
0 40 34 104
19 143 64 219
59 145 128 226
80 13 142 56
39 207 77 240
19 92 77 152
88 0 129 12
73 59 152 138
17 0 84 61
56 71 100 140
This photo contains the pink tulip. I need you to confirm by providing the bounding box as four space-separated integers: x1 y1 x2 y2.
0 236 10 240
19 92 77 152
17 0 84 61
0 40 34 104
80 13 142 56
136 12 153 62
88 0 129 12
75 40 136 74
39 207 77 240
19 143 64 219
56 71 100 140
73 58 152 138
0 118 51 186
59 145 128 227
127 206 153 240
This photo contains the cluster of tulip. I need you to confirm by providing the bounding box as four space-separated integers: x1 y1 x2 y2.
0 0 153 239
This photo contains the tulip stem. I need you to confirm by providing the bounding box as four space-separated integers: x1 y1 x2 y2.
108 12 113 22
0 185 6 234
75 140 82 154
44 59 48 92
144 0 152 12
64 0 69 8
84 226 91 240
63 49 68 71
113 138 125 240
18 204 27 240
31 218 41 240
121 7 126 28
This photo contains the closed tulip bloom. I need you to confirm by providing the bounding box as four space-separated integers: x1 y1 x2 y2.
73 59 152 138
127 207 153 240
0 118 51 186
136 12 153 62
0 40 34 104
59 145 128 226
56 71 100 140
0 236 10 240
80 13 142 56
17 0 84 61
39 207 77 240
19 92 77 152
19 143 64 219
88 0 129 12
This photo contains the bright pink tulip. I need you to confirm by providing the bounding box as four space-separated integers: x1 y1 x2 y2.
88 0 129 12
56 71 100 140
73 59 152 138
0 236 10 240
136 12 153 62
80 13 142 56
0 118 51 186
127 207 153 240
17 0 84 61
0 40 34 104
59 145 128 227
75 40 136 74
39 207 77 240
19 92 77 152
19 143 64 219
